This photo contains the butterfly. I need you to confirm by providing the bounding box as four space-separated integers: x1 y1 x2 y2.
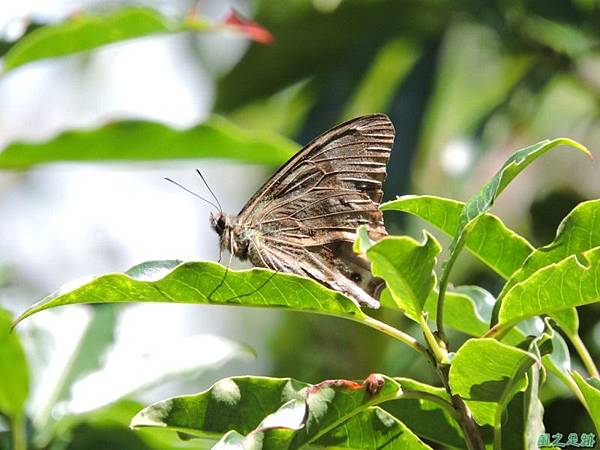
209 114 394 309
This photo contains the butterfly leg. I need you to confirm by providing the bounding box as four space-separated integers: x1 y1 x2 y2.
208 242 234 301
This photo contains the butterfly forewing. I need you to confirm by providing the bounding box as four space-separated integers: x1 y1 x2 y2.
232 114 394 308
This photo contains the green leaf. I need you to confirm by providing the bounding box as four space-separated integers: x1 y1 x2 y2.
2 7 213 73
382 195 534 279
14 260 367 327
385 378 466 449
454 138 590 250
365 232 441 322
0 22 43 58
571 371 600 433
131 376 308 437
497 326 553 450
213 407 433 450
0 116 298 169
353 225 375 254
132 375 406 449
449 338 536 425
543 332 571 376
496 200 600 334
0 307 29 420
500 364 544 450
497 246 600 332
307 406 433 449
213 431 247 449
425 285 495 337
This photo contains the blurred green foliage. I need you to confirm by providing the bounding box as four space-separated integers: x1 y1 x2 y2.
2 0 600 448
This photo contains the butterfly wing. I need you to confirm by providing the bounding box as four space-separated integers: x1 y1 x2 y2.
238 114 394 308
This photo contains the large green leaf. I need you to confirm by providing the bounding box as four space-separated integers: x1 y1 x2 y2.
364 231 441 322
382 195 533 279
448 338 536 426
132 374 410 449
0 307 29 420
14 260 367 327
131 376 307 438
571 371 600 433
495 200 600 334
496 246 600 333
0 116 297 169
1 7 231 73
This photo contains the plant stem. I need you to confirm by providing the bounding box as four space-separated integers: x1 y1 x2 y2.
545 357 587 405
418 314 483 450
493 422 502 450
436 236 465 345
570 332 600 378
437 365 484 450
11 414 26 450
492 372 514 450
419 308 483 450
362 316 430 359
420 316 448 363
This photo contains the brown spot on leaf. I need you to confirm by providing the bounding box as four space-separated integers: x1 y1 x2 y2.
308 379 363 395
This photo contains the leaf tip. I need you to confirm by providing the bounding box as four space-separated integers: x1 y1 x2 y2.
555 137 593 159
353 225 374 254
10 311 29 330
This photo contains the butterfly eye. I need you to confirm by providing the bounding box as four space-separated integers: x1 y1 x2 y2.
350 272 362 283
216 216 226 234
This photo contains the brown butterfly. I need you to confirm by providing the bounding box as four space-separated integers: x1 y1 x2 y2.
209 114 394 308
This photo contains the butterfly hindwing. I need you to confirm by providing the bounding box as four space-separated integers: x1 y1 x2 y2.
237 114 394 308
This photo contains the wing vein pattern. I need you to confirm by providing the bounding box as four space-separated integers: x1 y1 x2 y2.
238 114 394 308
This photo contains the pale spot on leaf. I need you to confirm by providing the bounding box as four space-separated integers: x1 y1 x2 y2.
211 378 241 405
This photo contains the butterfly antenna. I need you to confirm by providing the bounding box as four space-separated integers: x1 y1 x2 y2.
164 177 219 210
196 169 223 212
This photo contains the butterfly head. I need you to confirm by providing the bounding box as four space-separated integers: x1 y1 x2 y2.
210 212 229 237
210 212 247 258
